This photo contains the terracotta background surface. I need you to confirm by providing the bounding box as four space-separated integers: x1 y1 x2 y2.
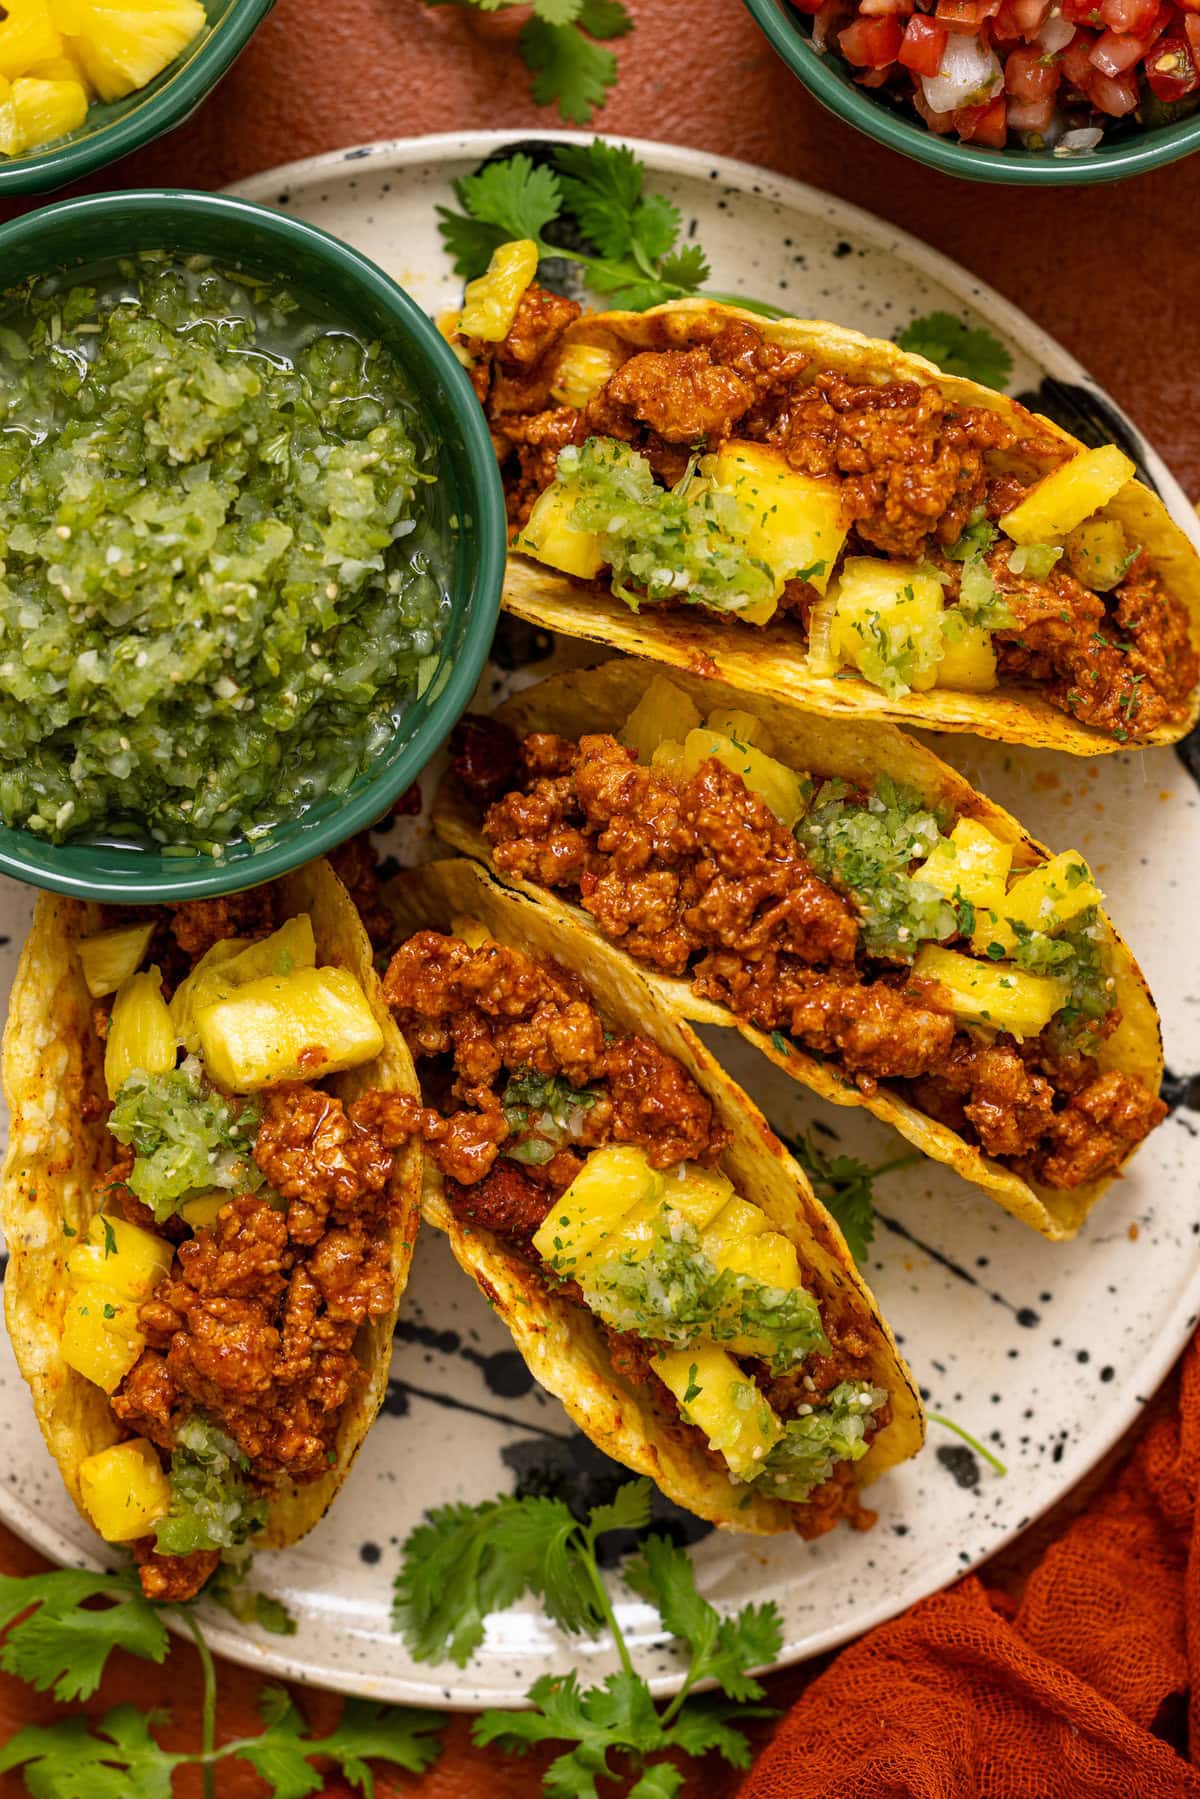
0 4 1197 1792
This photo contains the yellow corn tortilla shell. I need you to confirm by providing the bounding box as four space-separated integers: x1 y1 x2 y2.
433 657 1162 1241
501 298 1200 756
386 855 923 1535
0 858 422 1554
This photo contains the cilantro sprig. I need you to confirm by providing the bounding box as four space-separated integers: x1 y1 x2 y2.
895 309 1014 391
395 1478 782 1795
791 1128 917 1265
0 1566 441 1798
439 140 787 318
430 0 632 124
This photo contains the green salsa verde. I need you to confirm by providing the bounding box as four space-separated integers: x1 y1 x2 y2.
0 256 450 852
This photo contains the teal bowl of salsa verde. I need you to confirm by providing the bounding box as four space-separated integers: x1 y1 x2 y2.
0 0 275 195
743 0 1200 183
0 189 506 902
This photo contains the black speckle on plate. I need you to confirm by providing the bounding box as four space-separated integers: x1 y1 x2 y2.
936 1444 980 1490
1012 378 1159 494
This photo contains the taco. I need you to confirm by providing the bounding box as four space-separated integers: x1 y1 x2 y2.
1 859 421 1602
433 659 1165 1241
380 855 923 1535
450 275 1200 753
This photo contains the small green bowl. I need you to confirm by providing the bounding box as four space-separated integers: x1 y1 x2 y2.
0 190 506 902
0 0 275 195
744 0 1200 184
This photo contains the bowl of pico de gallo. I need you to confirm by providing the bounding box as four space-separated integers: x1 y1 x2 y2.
744 0 1200 180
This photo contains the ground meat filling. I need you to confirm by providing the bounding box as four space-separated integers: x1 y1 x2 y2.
479 727 1164 1187
470 288 1195 740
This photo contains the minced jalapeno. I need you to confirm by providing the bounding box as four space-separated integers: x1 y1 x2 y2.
0 254 450 852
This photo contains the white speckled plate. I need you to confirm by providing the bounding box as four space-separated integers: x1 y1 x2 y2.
0 132 1198 1709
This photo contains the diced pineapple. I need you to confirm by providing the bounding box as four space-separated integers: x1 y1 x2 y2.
69 0 205 102
195 965 384 1093
619 675 702 765
550 341 623 409
105 966 176 1099
11 73 86 145
170 916 316 1051
0 78 17 152
78 921 155 998
999 851 1101 943
513 480 604 581
1064 517 1130 593
66 1212 172 1299
702 707 775 755
532 1144 662 1278
62 1283 143 1392
168 938 249 1051
805 591 840 679
720 1230 800 1291
27 48 93 92
178 1190 227 1230
79 1439 170 1542
915 817 1012 954
825 559 945 696
934 622 998 693
914 943 1067 1039
649 739 689 787
1002 445 1135 546
703 441 847 598
655 1344 783 1480
0 0 62 81
660 1162 735 1232
458 239 539 343
681 728 808 830
449 913 493 950
700 1196 770 1266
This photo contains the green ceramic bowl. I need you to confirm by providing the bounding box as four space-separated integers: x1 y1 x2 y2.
0 0 274 194
0 190 506 902
744 0 1200 184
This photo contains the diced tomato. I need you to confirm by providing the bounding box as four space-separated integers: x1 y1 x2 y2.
1061 26 1099 83
1005 41 1063 94
935 0 999 29
1146 25 1200 92
1088 64 1142 105
1187 12 1200 57
1090 23 1153 67
899 12 948 68
956 93 1009 139
1098 0 1160 30
992 2 1025 39
860 0 915 15
1008 91 1057 124
838 12 905 59
1061 0 1103 23
1011 0 1053 29
912 84 959 128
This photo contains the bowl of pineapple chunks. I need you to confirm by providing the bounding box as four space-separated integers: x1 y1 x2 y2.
0 0 274 191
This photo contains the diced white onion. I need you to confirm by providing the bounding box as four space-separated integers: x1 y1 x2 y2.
920 34 1004 113
1036 9 1075 51
1054 125 1105 152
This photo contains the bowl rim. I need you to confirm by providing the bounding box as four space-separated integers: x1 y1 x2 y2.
0 187 507 903
0 0 277 195
743 0 1200 185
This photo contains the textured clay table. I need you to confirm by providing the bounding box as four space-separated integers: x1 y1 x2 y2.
0 4 1196 1792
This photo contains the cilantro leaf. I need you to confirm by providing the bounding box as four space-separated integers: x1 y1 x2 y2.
791 1129 916 1266
0 1570 168 1702
0 1707 177 1799
895 310 1014 391
237 1688 443 1798
453 156 563 241
522 14 622 124
233 1689 323 1799
553 138 645 258
394 1494 565 1666
624 1535 781 1702
477 1669 666 1798
584 1477 654 1539
657 243 711 290
208 1556 297 1636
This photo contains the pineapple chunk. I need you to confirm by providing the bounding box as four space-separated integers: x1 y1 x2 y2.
459 239 539 343
62 1283 143 1392
682 728 808 830
700 1196 770 1265
805 591 840 679
79 1439 170 1542
513 480 604 581
170 916 316 1051
660 1162 735 1232
826 558 945 696
11 73 86 146
702 707 775 755
105 966 176 1099
0 0 62 81
28 48 93 92
168 938 249 1051
550 341 622 409
1064 517 1130 592
70 0 206 103
649 739 689 787
0 78 17 152
1001 445 1135 546
915 817 1012 954
620 675 702 765
720 1230 800 1292
934 622 998 693
66 1212 172 1299
532 1144 663 1278
655 1345 783 1480
195 965 384 1093
178 1190 227 1230
915 943 1067 1039
78 921 155 998
988 851 1102 957
449 913 493 950
703 441 846 598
